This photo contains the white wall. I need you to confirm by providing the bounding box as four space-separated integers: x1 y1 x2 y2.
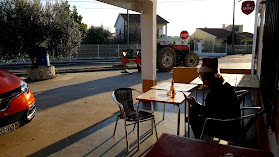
115 16 125 40
115 14 167 43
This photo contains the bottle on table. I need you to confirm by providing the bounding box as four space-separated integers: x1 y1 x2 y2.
170 80 175 98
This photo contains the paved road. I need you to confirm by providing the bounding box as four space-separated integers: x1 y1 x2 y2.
0 59 123 72
1 54 252 73
0 54 253 156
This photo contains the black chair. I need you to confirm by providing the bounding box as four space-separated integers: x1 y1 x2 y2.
199 107 266 145
112 88 158 151
198 90 265 145
235 90 249 108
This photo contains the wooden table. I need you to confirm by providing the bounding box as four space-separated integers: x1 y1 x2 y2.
136 89 190 150
151 82 198 137
191 74 260 89
191 74 260 105
151 82 198 92
145 133 274 157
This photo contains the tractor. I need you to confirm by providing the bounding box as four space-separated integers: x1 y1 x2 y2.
121 44 199 72
157 44 199 72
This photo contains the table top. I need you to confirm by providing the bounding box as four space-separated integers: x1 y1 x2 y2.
151 82 198 92
190 74 260 89
145 133 274 157
136 89 190 104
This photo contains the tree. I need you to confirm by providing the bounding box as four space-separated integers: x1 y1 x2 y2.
46 1 83 60
187 36 202 51
0 0 48 61
71 5 87 37
115 21 141 44
0 0 83 66
226 32 241 45
82 25 112 44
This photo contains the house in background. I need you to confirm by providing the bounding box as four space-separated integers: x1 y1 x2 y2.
114 13 169 44
189 25 253 46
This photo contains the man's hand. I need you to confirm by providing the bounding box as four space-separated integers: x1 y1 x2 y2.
185 96 198 106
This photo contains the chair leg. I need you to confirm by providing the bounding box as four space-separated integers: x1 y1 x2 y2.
124 119 129 152
151 102 154 135
113 116 119 136
132 123 136 131
151 117 153 135
163 103 165 120
153 116 159 140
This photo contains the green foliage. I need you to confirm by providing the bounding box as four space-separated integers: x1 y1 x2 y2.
127 21 141 44
187 36 202 51
226 32 241 45
82 25 112 44
0 0 83 64
115 21 141 44
71 5 87 37
46 1 82 59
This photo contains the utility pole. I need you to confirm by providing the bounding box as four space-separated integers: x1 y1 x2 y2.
232 0 235 54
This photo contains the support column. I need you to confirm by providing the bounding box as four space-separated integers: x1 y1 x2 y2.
141 1 157 92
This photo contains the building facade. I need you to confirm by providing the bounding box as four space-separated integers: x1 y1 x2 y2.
189 25 253 46
114 13 169 44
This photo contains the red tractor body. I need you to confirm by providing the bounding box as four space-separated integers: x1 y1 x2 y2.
121 44 199 72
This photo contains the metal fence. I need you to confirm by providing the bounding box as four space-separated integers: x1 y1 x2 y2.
202 43 252 54
1 43 252 62
74 44 141 59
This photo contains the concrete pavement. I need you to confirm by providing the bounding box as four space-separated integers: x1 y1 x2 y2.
0 54 255 156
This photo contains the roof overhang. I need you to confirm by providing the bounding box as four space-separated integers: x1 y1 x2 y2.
97 0 154 12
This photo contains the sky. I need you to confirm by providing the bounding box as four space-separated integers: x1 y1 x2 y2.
44 0 257 36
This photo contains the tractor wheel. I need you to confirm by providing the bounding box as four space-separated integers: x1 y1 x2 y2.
184 52 199 67
157 47 176 72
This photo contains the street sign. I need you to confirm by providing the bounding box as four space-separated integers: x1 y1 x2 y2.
180 31 189 40
241 1 255 15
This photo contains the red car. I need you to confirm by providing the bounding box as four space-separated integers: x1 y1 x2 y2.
0 69 36 135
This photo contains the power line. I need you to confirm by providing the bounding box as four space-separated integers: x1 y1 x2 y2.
76 7 120 9
41 0 99 2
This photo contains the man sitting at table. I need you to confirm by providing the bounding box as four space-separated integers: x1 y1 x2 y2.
185 57 241 140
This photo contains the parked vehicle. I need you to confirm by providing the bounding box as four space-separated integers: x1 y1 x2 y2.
157 44 199 72
0 69 36 136
121 44 199 72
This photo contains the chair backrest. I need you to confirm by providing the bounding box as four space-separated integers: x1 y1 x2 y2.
200 107 266 143
112 88 136 117
235 90 249 105
242 108 266 137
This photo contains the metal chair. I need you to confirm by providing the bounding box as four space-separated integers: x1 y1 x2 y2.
235 90 249 108
199 106 266 145
196 89 265 145
112 88 158 151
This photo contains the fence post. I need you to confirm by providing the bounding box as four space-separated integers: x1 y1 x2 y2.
118 44 120 58
98 44 100 59
225 43 227 54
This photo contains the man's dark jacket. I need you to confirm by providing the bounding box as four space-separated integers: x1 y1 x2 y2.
190 78 241 140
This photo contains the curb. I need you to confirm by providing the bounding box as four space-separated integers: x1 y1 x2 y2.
14 66 139 77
